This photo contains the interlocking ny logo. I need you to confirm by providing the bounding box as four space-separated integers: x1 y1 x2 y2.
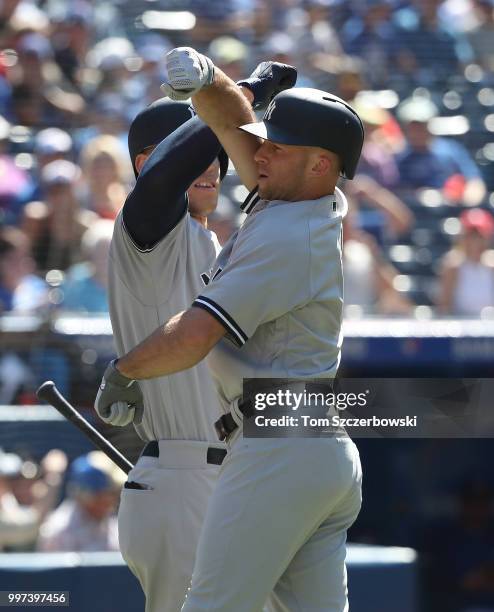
264 100 276 121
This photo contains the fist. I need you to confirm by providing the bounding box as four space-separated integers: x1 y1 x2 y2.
94 360 144 427
237 62 297 110
161 47 215 101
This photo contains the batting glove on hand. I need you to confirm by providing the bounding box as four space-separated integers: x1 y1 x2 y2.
95 360 144 427
237 61 297 110
160 47 215 101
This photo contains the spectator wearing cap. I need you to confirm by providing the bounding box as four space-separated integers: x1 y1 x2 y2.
34 128 73 170
58 219 113 313
29 127 74 200
85 37 137 103
78 135 131 220
50 3 93 90
0 448 66 551
437 208 494 316
37 453 120 552
395 97 487 207
21 160 97 272
0 225 47 313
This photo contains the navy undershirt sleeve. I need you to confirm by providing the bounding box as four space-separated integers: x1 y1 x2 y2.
122 115 223 250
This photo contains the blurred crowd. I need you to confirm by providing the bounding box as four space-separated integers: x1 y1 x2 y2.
0 0 492 319
0 448 123 553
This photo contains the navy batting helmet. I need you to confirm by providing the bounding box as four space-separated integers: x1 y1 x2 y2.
238 88 364 179
128 97 229 179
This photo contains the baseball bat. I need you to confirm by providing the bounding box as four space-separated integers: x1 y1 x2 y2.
36 381 134 475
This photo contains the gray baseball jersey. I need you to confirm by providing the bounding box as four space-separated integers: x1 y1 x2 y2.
193 186 347 411
108 209 222 441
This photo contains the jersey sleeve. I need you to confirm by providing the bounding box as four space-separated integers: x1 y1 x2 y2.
192 213 311 346
111 209 189 305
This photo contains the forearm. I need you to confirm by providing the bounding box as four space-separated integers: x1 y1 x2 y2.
193 68 256 135
117 308 224 380
124 116 222 247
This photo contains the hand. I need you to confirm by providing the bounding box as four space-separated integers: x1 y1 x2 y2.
95 360 144 427
237 61 297 110
161 47 215 101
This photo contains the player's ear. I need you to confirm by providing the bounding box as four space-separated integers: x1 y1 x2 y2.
307 152 332 178
134 153 148 175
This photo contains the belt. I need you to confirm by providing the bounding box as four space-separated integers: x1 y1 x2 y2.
214 398 253 441
141 441 227 465
214 381 334 442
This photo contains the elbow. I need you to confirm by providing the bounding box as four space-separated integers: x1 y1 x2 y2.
179 307 226 365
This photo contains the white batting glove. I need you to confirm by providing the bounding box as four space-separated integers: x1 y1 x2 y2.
95 360 144 427
160 47 215 101
98 401 137 427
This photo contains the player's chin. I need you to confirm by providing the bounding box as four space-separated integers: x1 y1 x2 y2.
188 188 219 217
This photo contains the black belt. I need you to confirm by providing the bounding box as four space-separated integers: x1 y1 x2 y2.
141 441 227 465
214 381 334 442
214 398 254 441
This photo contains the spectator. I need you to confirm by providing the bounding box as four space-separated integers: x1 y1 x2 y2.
392 0 470 87
37 453 120 552
395 97 487 207
341 0 398 88
0 451 39 551
0 114 34 225
9 32 85 128
351 98 403 190
0 226 47 313
21 160 97 272
78 134 131 220
188 0 255 47
259 31 316 87
343 208 414 315
345 173 415 238
50 3 93 91
59 220 113 313
208 36 249 82
0 449 66 551
437 208 494 316
34 127 73 171
466 0 494 71
282 0 344 89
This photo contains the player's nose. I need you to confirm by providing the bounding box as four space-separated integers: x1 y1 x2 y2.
254 144 269 165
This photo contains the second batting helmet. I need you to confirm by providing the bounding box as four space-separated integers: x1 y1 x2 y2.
238 88 364 179
128 97 229 179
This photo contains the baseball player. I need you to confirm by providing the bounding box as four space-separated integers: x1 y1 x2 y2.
96 48 363 611
94 63 297 612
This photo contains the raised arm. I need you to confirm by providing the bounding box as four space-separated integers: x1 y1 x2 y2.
192 71 260 191
123 115 222 249
161 48 297 191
